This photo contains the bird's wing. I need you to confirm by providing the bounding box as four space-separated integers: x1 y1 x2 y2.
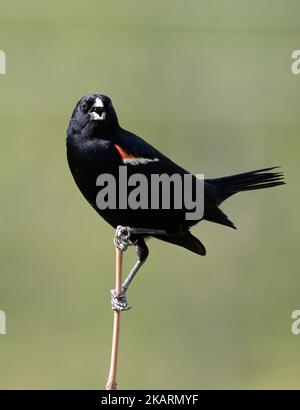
114 129 190 174
113 129 220 228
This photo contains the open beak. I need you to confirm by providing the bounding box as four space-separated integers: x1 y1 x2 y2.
89 97 106 121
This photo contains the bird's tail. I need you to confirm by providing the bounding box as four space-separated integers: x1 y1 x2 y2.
210 167 285 204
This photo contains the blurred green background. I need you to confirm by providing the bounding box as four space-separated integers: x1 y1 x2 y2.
0 0 299 389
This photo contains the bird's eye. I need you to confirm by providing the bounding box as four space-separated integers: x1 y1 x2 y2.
80 101 88 112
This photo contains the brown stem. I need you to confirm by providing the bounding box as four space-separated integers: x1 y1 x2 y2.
105 247 123 390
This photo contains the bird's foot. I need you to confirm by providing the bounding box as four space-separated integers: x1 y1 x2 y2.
114 226 135 251
110 289 131 311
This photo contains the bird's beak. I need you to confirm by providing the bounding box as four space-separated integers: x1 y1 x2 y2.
89 97 106 121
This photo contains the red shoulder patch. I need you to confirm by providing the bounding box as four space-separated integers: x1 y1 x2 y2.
114 144 159 165
114 144 137 159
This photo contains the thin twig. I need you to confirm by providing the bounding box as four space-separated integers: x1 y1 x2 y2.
105 247 123 390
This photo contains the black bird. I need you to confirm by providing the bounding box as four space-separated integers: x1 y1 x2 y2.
66 93 284 310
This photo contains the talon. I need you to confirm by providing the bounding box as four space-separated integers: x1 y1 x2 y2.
110 289 131 311
113 226 134 251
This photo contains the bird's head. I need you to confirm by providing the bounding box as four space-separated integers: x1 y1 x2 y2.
69 94 119 137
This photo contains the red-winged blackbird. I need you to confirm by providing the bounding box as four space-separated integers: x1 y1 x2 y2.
66 94 284 310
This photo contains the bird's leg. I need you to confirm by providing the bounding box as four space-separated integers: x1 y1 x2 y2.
110 259 145 311
111 227 149 311
122 259 145 294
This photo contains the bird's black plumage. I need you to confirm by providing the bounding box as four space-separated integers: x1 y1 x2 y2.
66 94 285 257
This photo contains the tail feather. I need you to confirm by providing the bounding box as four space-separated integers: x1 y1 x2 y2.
204 207 237 229
204 166 285 229
210 166 285 203
155 231 206 256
